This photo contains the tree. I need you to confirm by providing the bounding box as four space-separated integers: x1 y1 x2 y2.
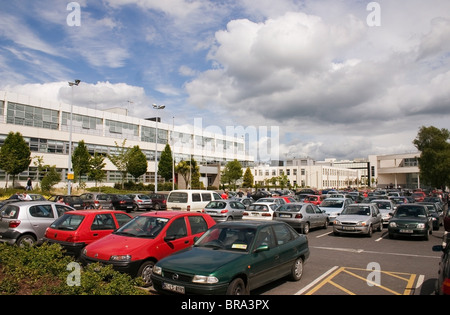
0 132 31 188
242 167 254 188
127 145 148 182
88 153 106 189
175 160 194 189
72 140 91 185
190 158 201 189
40 165 61 192
108 139 130 189
222 159 243 190
158 144 174 181
413 126 450 190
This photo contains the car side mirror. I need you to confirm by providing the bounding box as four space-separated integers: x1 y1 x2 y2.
254 245 269 253
164 235 176 242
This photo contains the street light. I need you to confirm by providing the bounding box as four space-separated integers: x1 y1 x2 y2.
153 104 165 193
67 79 80 195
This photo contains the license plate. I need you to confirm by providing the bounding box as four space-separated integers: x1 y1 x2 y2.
399 229 413 233
162 282 185 294
127 206 132 208
74 204 80 207
252 213 260 216
343 226 355 230
280 214 291 218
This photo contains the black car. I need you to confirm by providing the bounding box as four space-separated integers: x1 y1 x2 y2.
388 204 434 240
48 195 86 210
148 193 167 210
108 194 134 212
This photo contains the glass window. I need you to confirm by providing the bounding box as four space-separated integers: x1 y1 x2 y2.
273 224 293 245
29 205 54 218
91 214 115 230
188 216 208 235
114 213 132 227
192 193 201 202
166 217 187 238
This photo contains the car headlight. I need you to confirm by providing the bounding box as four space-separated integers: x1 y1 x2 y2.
334 220 340 225
417 223 425 229
192 275 219 284
389 222 397 227
153 265 162 276
110 255 131 262
356 221 367 227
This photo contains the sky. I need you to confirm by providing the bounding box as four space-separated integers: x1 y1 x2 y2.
1 0 450 162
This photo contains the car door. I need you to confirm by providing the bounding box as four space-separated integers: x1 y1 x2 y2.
158 216 191 255
305 204 318 228
90 213 117 242
248 226 280 289
27 204 56 242
230 201 245 219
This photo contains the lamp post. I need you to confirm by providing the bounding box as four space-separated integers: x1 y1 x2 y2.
153 104 165 193
67 79 80 195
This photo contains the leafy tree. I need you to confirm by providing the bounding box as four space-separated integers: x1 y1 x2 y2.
0 132 31 188
127 145 148 182
175 160 195 189
242 167 254 188
158 144 174 181
108 139 130 189
190 158 201 189
413 126 450 190
88 153 106 189
40 165 61 192
222 159 243 190
72 140 91 185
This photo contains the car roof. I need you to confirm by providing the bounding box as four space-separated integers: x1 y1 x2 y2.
5 200 58 206
64 210 130 215
138 210 205 218
215 220 284 228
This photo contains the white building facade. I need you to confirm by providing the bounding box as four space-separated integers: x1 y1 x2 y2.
0 91 253 189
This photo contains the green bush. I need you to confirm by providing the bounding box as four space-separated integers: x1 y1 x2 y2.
0 243 148 295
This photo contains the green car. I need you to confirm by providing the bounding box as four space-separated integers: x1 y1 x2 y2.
388 204 434 240
151 220 309 295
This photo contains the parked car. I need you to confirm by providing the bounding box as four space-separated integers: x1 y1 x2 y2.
230 196 254 207
202 200 246 222
8 193 46 201
273 202 329 234
0 201 74 246
303 195 325 205
417 202 443 230
388 204 434 240
370 199 396 226
44 210 133 257
251 190 272 201
148 193 168 210
151 220 310 295
127 193 153 211
80 211 216 286
108 194 134 212
48 195 86 210
389 196 409 206
242 202 279 220
432 239 450 295
411 191 426 202
166 190 222 212
318 197 353 222
333 203 383 237
79 192 112 209
256 197 286 206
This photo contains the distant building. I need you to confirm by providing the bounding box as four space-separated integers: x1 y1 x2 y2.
0 91 253 189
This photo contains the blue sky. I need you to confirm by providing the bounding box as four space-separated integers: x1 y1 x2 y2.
1 0 450 161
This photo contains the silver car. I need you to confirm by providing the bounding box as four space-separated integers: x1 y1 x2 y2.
0 201 74 246
202 200 246 222
318 197 353 222
273 202 329 234
127 193 153 211
333 203 383 237
370 199 396 226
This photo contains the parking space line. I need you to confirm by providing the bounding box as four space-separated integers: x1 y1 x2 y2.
295 266 339 295
343 268 401 295
329 280 355 295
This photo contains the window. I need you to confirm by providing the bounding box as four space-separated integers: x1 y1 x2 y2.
254 226 276 249
91 214 115 230
213 193 222 200
201 193 212 202
166 217 187 238
192 193 201 202
188 216 208 235
273 224 293 245
115 213 132 227
29 205 54 218
55 204 73 217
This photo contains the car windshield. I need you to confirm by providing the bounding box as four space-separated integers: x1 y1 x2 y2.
168 192 188 203
394 206 427 218
205 201 227 209
247 204 269 212
50 213 84 230
276 204 302 212
342 206 370 215
114 216 169 238
195 225 256 252
373 202 392 210
320 200 343 207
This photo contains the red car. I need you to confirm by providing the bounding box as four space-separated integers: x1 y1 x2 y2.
44 210 133 257
303 195 325 205
80 211 216 286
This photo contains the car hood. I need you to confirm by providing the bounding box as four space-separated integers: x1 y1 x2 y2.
158 246 245 275
337 214 371 222
84 233 154 260
390 216 428 224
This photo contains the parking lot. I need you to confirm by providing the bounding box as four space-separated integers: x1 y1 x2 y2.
250 224 445 295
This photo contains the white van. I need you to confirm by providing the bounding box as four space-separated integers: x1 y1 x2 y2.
166 190 223 212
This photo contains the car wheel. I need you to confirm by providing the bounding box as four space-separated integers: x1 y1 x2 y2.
424 229 430 241
323 219 328 229
377 222 382 232
226 278 248 295
290 257 304 281
367 225 373 237
138 261 155 287
302 222 310 234
226 216 233 221
154 203 160 210
16 234 36 247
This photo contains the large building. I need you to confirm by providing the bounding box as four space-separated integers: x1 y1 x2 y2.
0 91 253 189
